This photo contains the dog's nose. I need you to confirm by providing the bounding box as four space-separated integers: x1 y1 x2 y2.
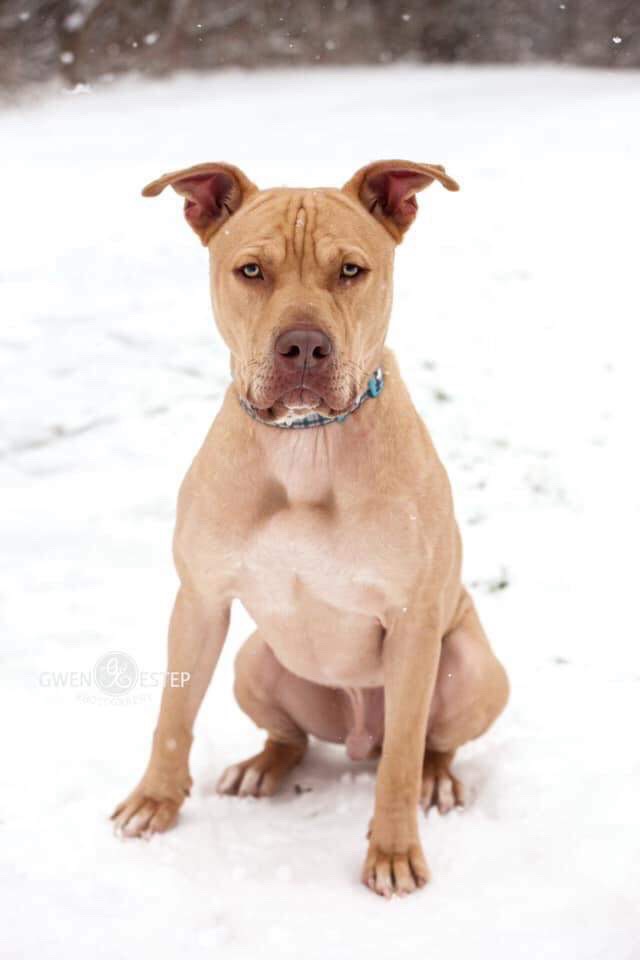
274 327 332 371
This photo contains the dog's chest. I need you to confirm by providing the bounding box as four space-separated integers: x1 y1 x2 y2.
221 421 432 684
241 503 391 612
237 506 381 683
234 498 423 685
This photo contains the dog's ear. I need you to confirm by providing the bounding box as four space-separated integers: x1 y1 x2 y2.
343 160 459 242
142 162 258 245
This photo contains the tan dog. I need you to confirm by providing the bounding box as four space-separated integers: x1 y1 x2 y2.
112 160 509 897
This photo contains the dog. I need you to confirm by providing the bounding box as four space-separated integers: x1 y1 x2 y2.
111 160 509 897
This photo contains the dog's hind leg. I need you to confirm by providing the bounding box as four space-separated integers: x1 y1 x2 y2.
217 632 347 797
422 592 509 814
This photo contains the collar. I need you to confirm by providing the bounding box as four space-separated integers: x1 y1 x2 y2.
239 368 384 429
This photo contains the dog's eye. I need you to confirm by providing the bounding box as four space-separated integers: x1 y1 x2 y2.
240 263 263 280
340 263 362 279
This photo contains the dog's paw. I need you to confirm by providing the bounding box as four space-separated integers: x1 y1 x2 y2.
111 779 188 838
216 739 305 798
421 749 465 815
362 840 430 897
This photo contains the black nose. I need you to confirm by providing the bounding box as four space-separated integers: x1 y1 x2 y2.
274 327 332 371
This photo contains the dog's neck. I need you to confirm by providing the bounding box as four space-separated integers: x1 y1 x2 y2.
253 402 381 504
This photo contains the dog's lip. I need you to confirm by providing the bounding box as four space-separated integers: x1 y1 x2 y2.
246 387 352 418
269 390 330 418
243 375 361 417
280 386 322 409
248 384 327 413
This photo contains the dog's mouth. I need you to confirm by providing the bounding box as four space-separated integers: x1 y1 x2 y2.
252 386 342 424
243 367 360 423
274 386 323 414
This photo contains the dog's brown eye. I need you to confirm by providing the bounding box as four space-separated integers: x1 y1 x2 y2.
340 263 361 279
240 263 263 279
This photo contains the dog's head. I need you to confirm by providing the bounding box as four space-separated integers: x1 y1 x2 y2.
143 161 458 422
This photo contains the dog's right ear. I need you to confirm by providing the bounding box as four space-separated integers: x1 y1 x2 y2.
142 162 258 245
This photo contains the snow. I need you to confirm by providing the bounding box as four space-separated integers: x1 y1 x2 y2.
2 65 639 958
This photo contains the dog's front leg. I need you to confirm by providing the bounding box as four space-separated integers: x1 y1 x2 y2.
363 595 442 897
111 587 230 836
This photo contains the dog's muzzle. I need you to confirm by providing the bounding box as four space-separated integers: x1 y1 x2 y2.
239 368 384 430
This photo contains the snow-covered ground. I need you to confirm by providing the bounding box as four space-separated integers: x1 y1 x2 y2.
2 66 639 958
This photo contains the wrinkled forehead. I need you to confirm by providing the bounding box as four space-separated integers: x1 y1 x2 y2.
210 187 394 266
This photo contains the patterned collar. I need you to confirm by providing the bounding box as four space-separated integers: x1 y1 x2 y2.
239 368 384 429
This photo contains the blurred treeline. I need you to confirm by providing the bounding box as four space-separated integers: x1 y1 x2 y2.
1 0 638 89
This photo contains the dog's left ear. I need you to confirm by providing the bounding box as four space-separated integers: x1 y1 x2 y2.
142 162 258 245
343 160 459 242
